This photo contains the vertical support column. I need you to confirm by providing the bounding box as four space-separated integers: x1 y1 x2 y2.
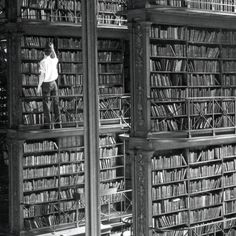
8 138 23 235
82 0 100 235
130 21 151 137
131 148 153 236
7 32 21 128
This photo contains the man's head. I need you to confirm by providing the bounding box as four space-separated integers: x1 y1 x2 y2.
44 47 52 56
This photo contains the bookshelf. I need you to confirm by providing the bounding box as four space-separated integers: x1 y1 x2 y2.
98 38 130 126
10 133 86 234
99 132 132 235
20 35 83 129
2 0 131 235
130 19 236 137
97 0 127 27
128 4 236 236
20 0 82 23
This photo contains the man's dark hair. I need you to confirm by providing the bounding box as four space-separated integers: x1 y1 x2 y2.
44 47 51 56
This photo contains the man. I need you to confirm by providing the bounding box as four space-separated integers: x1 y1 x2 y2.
37 42 61 128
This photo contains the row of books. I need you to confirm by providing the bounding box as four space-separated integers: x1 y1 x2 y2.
59 163 85 174
21 48 43 60
100 180 124 191
99 74 123 85
59 98 83 110
224 172 236 187
22 74 39 86
61 112 84 123
187 45 220 58
23 175 84 193
58 38 82 49
189 206 222 223
21 36 53 48
21 62 38 74
99 86 124 95
100 169 118 180
100 156 122 169
98 64 123 73
24 191 58 204
152 154 186 170
150 118 186 132
152 169 187 185
150 25 186 40
150 44 186 57
154 212 188 228
150 88 187 99
59 87 83 96
58 63 83 74
97 0 126 12
152 197 187 215
150 74 236 87
21 9 81 23
58 51 82 62
224 187 236 200
23 203 57 218
152 183 187 199
59 74 83 86
150 59 186 72
60 175 84 186
60 188 84 200
189 192 222 208
100 192 125 205
225 200 236 214
224 159 236 172
150 73 186 87
189 178 221 193
186 0 236 13
21 0 55 8
188 29 220 43
150 25 236 44
23 166 59 179
97 15 126 26
99 135 117 146
23 114 44 125
150 0 185 7
100 147 119 157
59 136 83 148
23 154 59 167
24 211 85 229
24 140 57 153
60 151 84 163
151 103 186 117
23 178 58 192
98 52 123 61
98 40 122 50
22 101 43 113
188 60 219 72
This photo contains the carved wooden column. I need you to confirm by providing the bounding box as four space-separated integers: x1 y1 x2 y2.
7 32 21 128
131 149 153 236
130 21 151 137
8 137 24 234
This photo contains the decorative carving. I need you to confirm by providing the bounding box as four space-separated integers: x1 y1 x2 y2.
134 23 145 127
136 152 145 236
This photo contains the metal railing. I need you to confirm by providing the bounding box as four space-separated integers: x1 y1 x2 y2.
150 96 236 137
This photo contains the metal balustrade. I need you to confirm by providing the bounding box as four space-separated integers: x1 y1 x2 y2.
150 96 236 137
99 94 131 128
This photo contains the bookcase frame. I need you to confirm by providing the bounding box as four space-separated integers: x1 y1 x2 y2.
128 4 236 236
1 1 131 236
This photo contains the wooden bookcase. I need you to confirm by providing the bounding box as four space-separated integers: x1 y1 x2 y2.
0 0 131 236
128 4 236 236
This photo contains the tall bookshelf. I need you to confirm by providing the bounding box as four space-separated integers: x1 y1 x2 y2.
128 4 236 236
2 0 131 236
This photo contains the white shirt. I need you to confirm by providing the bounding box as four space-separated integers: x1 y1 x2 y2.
39 56 59 82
